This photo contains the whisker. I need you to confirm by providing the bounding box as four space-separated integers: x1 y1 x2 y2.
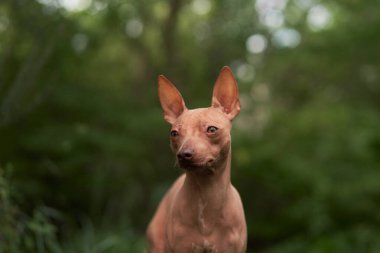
173 159 179 168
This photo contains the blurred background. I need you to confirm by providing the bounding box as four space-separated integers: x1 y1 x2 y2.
1 0 380 252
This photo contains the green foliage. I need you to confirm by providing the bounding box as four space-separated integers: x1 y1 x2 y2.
0 167 61 253
62 223 146 253
1 0 380 252
234 103 380 252
0 168 146 253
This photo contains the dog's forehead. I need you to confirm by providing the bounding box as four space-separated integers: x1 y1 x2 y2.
174 108 230 128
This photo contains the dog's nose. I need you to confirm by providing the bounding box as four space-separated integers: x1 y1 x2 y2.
177 149 193 161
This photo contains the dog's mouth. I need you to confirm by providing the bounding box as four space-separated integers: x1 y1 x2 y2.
178 158 215 171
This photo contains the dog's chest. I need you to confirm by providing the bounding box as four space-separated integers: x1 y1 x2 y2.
191 240 217 253
168 219 241 253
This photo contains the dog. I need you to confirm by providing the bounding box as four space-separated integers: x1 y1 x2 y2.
146 66 247 253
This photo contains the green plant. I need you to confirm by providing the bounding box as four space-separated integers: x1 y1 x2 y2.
0 166 62 253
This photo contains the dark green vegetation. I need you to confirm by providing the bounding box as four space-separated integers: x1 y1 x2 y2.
1 0 380 252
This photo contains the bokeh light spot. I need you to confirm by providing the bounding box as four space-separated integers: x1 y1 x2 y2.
246 34 268 54
58 0 92 12
192 0 212 15
294 0 315 10
237 63 255 83
125 19 144 38
255 0 287 29
0 16 9 33
307 5 332 31
71 33 89 53
272 28 301 48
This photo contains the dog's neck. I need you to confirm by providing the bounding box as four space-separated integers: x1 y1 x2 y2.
183 152 231 195
180 149 232 234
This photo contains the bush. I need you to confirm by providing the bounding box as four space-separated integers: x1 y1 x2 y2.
0 166 61 253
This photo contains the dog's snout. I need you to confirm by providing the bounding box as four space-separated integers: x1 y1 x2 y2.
177 149 193 161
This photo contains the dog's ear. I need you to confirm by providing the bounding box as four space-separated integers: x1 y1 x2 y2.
158 75 187 124
211 66 241 120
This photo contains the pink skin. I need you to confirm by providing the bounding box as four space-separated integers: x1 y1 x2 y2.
146 67 247 253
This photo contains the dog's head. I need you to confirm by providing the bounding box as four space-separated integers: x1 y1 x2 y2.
158 67 240 173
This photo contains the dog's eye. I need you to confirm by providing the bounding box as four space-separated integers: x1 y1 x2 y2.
207 126 218 134
170 130 179 137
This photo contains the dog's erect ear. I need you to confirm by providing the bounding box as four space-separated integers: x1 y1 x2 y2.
211 66 241 120
158 75 187 124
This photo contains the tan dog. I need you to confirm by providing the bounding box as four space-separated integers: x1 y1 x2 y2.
146 66 247 253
